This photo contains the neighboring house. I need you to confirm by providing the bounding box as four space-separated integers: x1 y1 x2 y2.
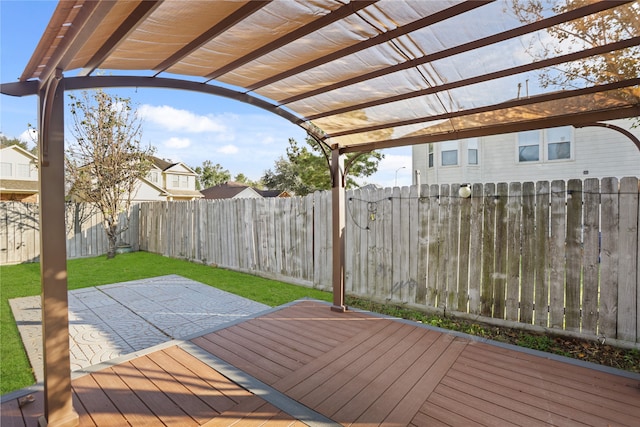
70 156 203 202
0 144 39 202
136 157 203 202
201 181 290 200
412 119 640 186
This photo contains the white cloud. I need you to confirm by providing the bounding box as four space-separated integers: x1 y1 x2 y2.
164 137 191 149
260 135 276 145
138 104 228 133
217 144 239 154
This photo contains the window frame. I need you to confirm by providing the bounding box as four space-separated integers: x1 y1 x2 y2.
467 138 479 165
516 127 574 164
517 130 541 163
544 126 573 162
440 141 458 167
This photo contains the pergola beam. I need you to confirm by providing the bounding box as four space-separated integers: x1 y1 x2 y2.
339 104 640 154
31 2 116 86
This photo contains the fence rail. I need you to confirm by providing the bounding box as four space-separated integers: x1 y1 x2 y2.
1 177 638 345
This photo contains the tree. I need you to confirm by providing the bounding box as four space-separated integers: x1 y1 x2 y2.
193 160 230 189
262 136 383 196
1 135 33 152
66 90 155 258
509 0 639 96
234 173 263 189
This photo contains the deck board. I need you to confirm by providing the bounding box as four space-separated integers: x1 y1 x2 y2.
453 353 638 425
3 300 639 426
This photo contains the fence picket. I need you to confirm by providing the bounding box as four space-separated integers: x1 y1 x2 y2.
447 184 460 310
391 186 402 302
426 184 440 307
520 182 535 324
407 185 418 304
618 177 639 342
565 179 583 332
381 187 393 300
457 186 471 313
506 182 522 322
438 185 450 311
582 178 600 335
493 183 508 319
535 181 550 327
468 183 484 315
481 183 496 317
549 180 566 329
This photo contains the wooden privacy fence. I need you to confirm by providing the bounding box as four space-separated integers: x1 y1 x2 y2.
0 202 139 264
138 196 316 286
344 177 639 344
138 177 639 345
2 177 638 344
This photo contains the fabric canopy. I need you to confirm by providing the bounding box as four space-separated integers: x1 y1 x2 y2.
11 0 640 152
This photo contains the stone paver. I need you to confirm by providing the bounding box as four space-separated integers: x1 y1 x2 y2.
9 275 269 381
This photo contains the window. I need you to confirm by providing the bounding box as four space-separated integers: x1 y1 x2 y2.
172 175 179 187
149 170 159 183
517 127 572 163
1 162 12 176
518 130 540 162
17 163 31 178
441 141 458 166
180 175 188 188
428 145 434 168
546 127 571 160
467 139 478 165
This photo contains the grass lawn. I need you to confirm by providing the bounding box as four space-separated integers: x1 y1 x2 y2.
0 251 331 395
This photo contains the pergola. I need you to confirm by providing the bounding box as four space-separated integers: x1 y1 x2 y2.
1 1 638 426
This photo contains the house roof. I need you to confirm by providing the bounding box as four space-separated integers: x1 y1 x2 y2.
149 156 197 174
1 144 38 160
150 156 175 171
201 181 266 199
2 1 637 154
257 189 290 198
166 188 204 199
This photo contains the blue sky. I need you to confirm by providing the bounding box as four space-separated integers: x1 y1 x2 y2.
0 1 413 187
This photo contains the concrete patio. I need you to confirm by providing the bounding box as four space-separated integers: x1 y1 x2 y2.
9 275 269 381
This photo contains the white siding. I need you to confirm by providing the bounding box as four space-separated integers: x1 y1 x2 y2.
132 180 166 201
413 119 640 185
233 187 262 199
0 146 38 181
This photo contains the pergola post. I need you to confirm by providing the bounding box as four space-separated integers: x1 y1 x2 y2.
37 71 79 427
330 144 347 312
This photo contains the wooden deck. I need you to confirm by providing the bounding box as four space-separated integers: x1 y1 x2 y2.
3 300 639 426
